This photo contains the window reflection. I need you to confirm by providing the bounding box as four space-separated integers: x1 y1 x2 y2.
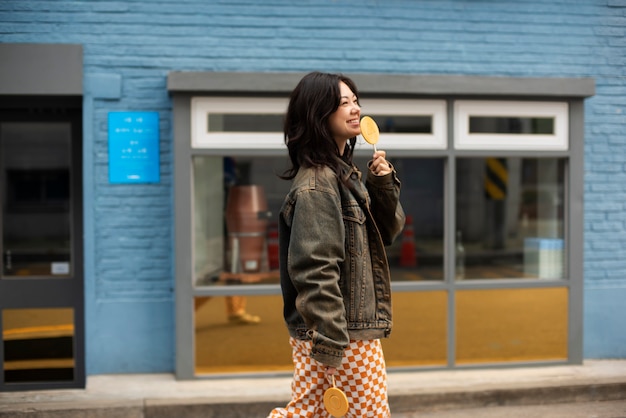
193 156 445 285
3 308 75 383
381 157 444 281
469 116 554 134
192 156 287 287
1 122 72 278
207 114 283 133
456 158 566 280
193 155 566 283
368 115 432 134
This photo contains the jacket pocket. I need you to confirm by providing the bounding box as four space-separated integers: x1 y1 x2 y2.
342 202 366 256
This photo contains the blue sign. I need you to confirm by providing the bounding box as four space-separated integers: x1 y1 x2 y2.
108 112 160 183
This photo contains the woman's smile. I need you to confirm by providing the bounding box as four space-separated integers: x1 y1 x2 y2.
329 81 362 149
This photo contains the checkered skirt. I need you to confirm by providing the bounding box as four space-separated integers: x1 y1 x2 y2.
268 337 390 417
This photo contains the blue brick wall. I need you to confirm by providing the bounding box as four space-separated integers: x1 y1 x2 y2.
1 0 624 373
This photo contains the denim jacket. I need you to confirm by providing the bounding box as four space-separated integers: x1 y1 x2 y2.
278 157 405 368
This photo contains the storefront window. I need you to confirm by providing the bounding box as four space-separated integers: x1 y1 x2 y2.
192 155 288 288
193 154 567 284
192 155 445 374
455 157 566 280
192 155 444 287
382 291 448 367
194 295 291 374
207 113 283 133
385 157 444 281
368 115 432 134
456 288 568 363
173 73 588 378
454 101 568 151
469 116 554 134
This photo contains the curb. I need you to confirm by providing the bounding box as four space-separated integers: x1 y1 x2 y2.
389 381 626 413
2 381 625 418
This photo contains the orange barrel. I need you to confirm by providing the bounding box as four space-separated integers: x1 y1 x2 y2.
225 185 269 273
267 222 279 270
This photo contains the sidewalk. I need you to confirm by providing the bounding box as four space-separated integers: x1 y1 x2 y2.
1 360 625 417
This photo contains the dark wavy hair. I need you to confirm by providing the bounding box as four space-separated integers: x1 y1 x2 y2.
280 71 359 180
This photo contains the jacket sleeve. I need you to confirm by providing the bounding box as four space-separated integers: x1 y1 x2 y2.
287 187 350 368
366 165 406 245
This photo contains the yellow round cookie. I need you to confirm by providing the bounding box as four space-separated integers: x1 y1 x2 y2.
324 386 349 417
360 116 380 145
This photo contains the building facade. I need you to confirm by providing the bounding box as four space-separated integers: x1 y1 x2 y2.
0 0 624 390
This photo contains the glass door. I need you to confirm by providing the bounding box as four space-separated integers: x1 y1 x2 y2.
0 98 84 391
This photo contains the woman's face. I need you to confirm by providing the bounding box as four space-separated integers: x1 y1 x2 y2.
328 81 361 153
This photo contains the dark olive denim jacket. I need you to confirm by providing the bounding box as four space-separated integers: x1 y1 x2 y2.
278 157 405 368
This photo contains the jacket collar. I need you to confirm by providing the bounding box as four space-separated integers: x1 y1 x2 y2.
334 155 362 183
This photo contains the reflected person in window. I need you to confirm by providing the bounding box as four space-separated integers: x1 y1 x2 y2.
268 72 405 418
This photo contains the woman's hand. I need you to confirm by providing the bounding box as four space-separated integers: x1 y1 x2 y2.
325 366 337 376
369 150 392 176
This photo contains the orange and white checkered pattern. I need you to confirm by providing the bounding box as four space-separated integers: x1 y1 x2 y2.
268 338 390 418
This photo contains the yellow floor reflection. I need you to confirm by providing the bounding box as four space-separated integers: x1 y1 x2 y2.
194 287 568 374
456 288 568 364
194 295 291 374
2 308 75 383
194 292 449 374
382 291 448 367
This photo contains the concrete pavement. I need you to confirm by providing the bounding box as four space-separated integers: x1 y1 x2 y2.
1 360 625 417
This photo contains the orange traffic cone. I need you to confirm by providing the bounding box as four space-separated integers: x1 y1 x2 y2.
400 215 417 267
267 222 279 270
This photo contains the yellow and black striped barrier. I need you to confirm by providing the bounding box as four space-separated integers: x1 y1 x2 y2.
484 157 508 200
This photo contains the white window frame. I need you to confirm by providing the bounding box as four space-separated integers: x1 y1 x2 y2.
356 99 447 150
191 97 287 149
191 97 447 150
454 101 569 151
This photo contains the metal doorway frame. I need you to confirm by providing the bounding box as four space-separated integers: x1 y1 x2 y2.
0 44 85 391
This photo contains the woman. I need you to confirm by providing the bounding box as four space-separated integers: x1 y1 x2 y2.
268 71 405 418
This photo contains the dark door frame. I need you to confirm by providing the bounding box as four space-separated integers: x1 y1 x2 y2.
0 96 85 391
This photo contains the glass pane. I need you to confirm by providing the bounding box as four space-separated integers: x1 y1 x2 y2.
1 122 72 278
194 295 291 374
469 116 554 134
3 308 75 383
207 114 433 134
382 291 447 367
194 292 447 374
455 157 566 280
456 288 568 364
378 157 444 282
368 115 432 134
192 156 288 287
207 114 283 133
193 156 444 285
